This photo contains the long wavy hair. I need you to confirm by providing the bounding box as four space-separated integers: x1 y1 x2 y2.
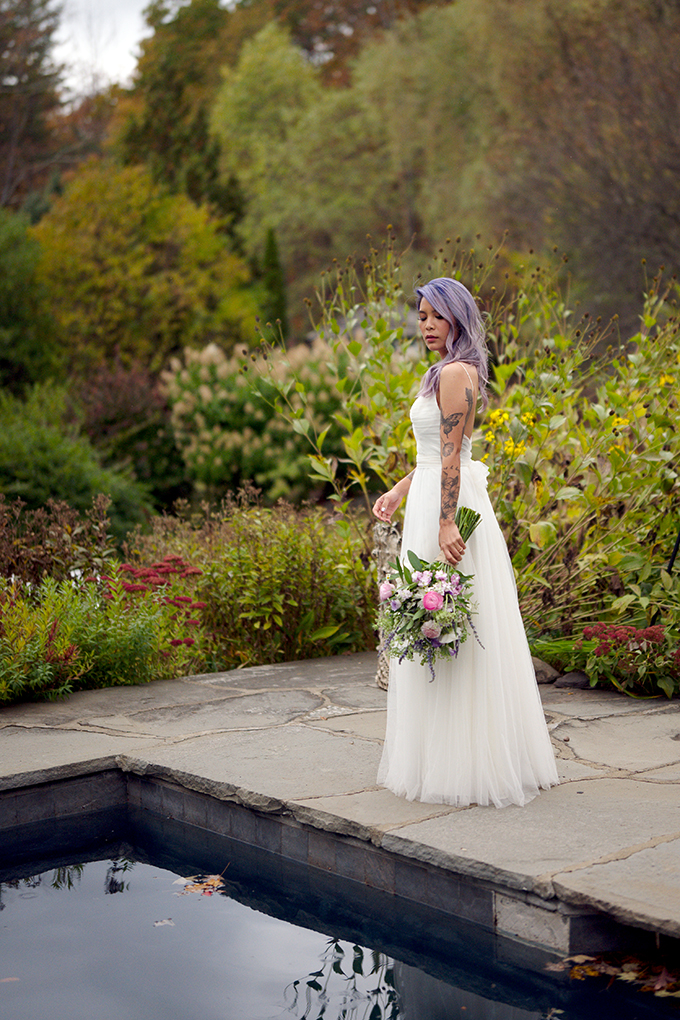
416 277 489 408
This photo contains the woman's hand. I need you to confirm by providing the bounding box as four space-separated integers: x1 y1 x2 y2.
373 487 404 522
439 520 466 565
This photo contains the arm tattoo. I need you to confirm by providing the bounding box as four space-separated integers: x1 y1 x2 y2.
439 385 473 523
440 410 464 436
440 464 460 522
464 386 474 428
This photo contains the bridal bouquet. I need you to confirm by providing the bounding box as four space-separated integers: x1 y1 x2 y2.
377 507 482 679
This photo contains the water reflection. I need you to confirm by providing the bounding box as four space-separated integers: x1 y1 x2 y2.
283 939 399 1019
394 962 542 1020
0 813 672 1020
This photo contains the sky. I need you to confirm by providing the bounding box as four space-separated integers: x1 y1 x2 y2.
53 0 152 94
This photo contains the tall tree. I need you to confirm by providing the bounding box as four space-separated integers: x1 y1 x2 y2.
0 0 62 207
274 0 441 84
31 159 258 371
117 0 269 232
0 207 58 389
260 227 289 339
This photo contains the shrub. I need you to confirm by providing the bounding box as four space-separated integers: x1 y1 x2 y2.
259 237 680 636
0 494 116 584
30 159 258 371
0 558 208 705
533 623 680 699
0 385 152 542
161 340 350 501
577 622 680 698
125 493 375 669
74 357 190 510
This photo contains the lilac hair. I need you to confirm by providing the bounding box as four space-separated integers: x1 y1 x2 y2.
416 277 489 409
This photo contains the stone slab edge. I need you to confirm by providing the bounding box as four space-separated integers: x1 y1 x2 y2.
551 870 680 941
0 756 121 792
6 753 677 942
115 755 286 814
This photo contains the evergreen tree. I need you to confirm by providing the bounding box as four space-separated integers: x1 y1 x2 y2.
260 227 289 340
118 0 249 238
0 207 58 390
0 0 62 207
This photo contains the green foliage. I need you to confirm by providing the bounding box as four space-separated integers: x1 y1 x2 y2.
0 561 206 705
481 270 680 635
161 340 348 501
118 0 246 228
30 159 257 371
534 623 680 699
0 208 59 390
259 237 680 640
0 385 152 542
125 494 376 670
259 227 289 340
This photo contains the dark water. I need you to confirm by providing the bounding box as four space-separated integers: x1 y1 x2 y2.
0 808 675 1020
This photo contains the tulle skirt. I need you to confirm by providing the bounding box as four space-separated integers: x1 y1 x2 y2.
377 454 559 808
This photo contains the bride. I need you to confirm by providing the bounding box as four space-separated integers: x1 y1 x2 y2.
372 277 558 808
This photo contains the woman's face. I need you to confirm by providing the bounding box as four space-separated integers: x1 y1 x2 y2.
418 297 455 359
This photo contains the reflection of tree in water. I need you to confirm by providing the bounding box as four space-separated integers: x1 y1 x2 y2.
283 939 399 1020
104 859 135 895
0 859 135 909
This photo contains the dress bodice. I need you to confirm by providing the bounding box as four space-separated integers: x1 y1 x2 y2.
410 395 471 466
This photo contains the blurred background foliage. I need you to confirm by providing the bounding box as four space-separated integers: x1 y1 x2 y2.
1 0 679 695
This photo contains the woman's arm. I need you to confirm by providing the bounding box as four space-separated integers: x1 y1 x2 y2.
438 363 476 564
372 469 415 522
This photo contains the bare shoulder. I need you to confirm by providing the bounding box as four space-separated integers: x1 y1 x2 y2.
439 361 478 397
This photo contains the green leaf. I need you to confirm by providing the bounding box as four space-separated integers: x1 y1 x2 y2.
549 414 568 429
554 486 581 501
347 340 362 356
310 624 341 641
407 550 425 571
291 417 310 436
611 594 638 612
529 521 557 548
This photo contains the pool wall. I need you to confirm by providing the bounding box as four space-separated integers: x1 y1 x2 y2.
0 763 665 964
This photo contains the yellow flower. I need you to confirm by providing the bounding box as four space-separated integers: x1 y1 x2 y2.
504 439 526 458
659 374 676 386
520 412 535 427
611 416 629 430
485 430 495 442
488 409 510 427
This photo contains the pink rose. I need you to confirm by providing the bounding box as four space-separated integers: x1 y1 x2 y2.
421 620 442 640
422 590 444 611
379 580 395 601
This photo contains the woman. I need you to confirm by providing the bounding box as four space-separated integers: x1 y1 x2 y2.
372 278 558 808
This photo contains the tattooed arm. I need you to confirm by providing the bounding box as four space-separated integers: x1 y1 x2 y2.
438 363 477 564
373 468 415 521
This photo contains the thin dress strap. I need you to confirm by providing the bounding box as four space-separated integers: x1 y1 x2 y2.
460 363 475 390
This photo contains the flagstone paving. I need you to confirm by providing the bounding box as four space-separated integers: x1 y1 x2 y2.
2 651 679 952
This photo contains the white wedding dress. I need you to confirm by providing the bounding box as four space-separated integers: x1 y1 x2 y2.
378 394 559 808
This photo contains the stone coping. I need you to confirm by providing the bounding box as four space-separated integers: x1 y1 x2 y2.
1 652 680 952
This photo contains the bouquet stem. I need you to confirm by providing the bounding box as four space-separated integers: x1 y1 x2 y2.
455 506 482 542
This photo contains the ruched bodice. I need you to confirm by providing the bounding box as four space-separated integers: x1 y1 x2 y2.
411 394 472 466
378 393 559 808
